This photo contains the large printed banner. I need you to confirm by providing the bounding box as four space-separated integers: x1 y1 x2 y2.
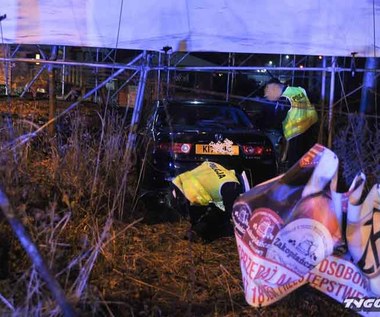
233 144 380 316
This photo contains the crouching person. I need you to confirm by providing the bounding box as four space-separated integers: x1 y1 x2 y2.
172 161 243 242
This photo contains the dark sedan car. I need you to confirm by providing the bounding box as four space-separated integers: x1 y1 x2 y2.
136 99 278 208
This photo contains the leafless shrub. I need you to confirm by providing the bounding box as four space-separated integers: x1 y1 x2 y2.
333 113 380 190
0 101 136 315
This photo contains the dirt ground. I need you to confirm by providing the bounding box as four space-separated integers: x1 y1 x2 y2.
96 218 358 317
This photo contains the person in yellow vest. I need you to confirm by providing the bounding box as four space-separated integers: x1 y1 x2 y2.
172 161 243 242
264 78 318 167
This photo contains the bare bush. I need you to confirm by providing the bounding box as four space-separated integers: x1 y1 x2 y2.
333 113 380 190
0 101 136 315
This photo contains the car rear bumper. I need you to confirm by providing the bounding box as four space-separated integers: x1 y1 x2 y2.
142 155 277 191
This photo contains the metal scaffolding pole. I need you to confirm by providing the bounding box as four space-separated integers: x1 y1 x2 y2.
95 48 99 102
4 55 380 74
48 46 58 136
319 56 327 144
20 64 47 98
36 45 47 60
291 55 296 86
13 68 128 149
10 44 21 58
126 52 149 154
166 52 171 97
60 46 66 97
226 53 236 102
157 52 162 99
174 52 190 67
157 65 380 73
2 44 10 95
105 53 145 100
321 57 327 103
327 57 336 148
110 69 139 100
102 48 116 63
2 57 141 71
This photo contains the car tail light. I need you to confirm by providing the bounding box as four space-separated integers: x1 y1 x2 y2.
242 145 272 156
158 142 192 154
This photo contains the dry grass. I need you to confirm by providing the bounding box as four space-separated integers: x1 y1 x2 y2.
94 221 358 317
0 99 358 316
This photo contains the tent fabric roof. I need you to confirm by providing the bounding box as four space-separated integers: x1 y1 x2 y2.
2 0 380 57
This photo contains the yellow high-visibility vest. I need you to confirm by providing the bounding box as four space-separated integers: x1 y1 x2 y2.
282 87 318 140
172 161 239 210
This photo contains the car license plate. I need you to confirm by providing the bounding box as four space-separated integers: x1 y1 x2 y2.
195 144 239 155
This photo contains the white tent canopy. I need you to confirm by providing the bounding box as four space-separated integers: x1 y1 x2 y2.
2 0 379 57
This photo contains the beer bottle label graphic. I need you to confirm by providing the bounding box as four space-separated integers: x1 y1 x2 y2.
241 207 283 256
266 218 334 276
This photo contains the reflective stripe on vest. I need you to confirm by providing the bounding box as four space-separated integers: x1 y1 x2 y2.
282 86 318 140
172 161 239 210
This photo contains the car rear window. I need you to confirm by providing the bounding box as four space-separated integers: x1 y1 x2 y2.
157 103 254 129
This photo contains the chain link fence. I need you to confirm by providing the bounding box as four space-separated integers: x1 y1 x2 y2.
332 113 380 191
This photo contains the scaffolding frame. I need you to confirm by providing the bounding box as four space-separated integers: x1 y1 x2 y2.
1 44 380 148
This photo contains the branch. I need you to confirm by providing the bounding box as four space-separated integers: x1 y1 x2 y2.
0 188 76 316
